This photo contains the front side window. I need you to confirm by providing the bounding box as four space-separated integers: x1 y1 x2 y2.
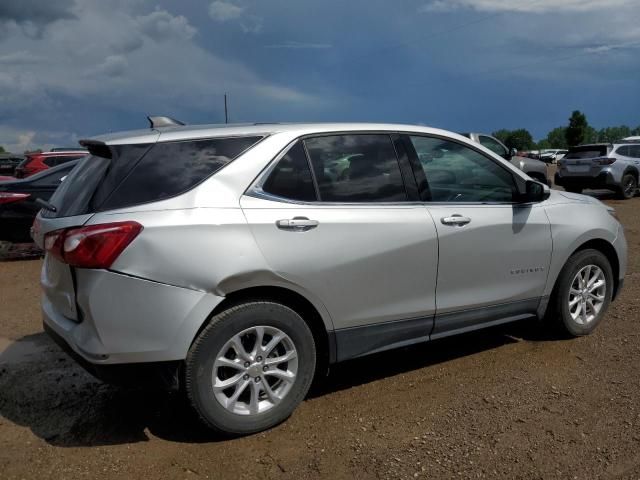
304 134 407 202
262 141 316 201
479 136 508 157
410 136 515 203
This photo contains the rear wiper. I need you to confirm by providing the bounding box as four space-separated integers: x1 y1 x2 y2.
35 198 57 213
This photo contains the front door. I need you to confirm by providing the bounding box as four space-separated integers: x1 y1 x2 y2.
406 134 552 338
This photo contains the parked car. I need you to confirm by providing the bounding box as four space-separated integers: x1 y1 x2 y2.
555 141 640 199
0 161 78 243
0 153 24 176
15 150 87 178
540 149 568 163
34 121 626 435
461 133 548 184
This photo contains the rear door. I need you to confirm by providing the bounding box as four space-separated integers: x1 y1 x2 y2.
242 133 439 360
405 134 552 338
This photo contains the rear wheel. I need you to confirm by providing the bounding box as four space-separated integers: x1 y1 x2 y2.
547 249 613 337
565 186 583 194
618 174 637 199
185 301 316 435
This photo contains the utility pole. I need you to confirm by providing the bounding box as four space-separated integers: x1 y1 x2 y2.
224 93 228 124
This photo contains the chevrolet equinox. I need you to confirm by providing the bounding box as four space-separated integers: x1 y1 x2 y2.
34 119 627 435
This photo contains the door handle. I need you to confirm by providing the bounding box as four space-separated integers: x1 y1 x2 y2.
441 215 471 226
276 217 319 231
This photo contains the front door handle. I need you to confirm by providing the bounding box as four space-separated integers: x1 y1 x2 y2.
441 215 471 226
276 217 319 231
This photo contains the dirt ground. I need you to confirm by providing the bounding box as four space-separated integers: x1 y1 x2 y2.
1 180 639 479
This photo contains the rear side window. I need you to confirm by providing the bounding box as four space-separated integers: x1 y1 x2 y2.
304 134 407 202
44 157 58 167
262 141 317 201
565 146 609 159
630 145 640 159
616 146 631 157
99 136 262 210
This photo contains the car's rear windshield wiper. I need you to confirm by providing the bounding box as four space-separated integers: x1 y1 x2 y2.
35 198 57 213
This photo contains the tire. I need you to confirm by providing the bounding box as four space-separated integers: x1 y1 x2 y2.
185 301 316 435
618 174 637 200
547 249 613 337
565 186 583 194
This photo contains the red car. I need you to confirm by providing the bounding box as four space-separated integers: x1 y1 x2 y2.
15 150 87 178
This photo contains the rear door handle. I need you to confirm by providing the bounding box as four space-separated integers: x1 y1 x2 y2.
276 217 319 231
441 215 471 226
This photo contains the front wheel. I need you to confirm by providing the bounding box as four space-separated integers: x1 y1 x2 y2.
185 301 316 435
618 174 637 199
547 249 613 337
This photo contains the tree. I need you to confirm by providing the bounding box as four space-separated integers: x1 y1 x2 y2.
598 125 632 143
542 127 567 149
565 110 589 146
0 145 5 153
491 128 535 151
491 129 511 146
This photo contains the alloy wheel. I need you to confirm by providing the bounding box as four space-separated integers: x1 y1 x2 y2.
212 326 298 415
568 265 606 325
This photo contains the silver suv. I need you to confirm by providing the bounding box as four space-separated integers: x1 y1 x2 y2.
34 121 627 435
555 141 640 199
461 132 549 185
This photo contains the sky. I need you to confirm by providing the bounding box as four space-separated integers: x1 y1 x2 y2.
0 0 639 152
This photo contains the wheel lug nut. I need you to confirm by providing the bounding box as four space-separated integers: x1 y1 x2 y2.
254 377 261 382
244 361 250 368
257 356 262 362
243 374 249 380
263 365 268 371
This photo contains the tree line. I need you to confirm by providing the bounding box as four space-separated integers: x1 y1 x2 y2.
492 111 640 151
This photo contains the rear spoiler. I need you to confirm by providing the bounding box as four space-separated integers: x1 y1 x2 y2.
78 139 112 159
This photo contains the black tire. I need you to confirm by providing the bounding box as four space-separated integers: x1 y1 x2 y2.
618 174 637 200
185 301 316 435
547 249 613 337
565 186 583 194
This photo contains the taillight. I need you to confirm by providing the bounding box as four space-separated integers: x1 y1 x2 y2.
44 221 142 269
0 192 30 205
595 157 616 165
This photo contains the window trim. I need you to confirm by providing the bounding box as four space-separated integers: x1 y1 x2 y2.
402 133 521 205
248 131 420 206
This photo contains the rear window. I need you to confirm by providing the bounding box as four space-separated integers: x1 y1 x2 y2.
45 136 262 217
564 145 609 159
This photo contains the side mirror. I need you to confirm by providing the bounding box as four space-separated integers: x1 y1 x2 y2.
520 180 550 203
510 148 518 157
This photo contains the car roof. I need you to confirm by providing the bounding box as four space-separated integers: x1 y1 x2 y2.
84 122 471 146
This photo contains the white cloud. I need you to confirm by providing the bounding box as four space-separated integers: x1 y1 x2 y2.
0 125 75 153
137 9 196 41
0 0 320 140
209 1 245 22
420 0 636 13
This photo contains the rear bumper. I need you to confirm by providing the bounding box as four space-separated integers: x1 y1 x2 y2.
42 268 225 365
554 171 618 190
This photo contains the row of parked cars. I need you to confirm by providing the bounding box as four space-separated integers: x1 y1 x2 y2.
0 149 87 243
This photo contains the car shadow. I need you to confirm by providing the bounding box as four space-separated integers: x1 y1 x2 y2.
0 320 558 447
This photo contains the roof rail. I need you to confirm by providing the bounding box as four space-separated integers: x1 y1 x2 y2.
147 116 185 129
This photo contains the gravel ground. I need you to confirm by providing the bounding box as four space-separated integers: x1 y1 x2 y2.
1 182 639 479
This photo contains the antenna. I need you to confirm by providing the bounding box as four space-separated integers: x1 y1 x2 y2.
224 94 229 124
